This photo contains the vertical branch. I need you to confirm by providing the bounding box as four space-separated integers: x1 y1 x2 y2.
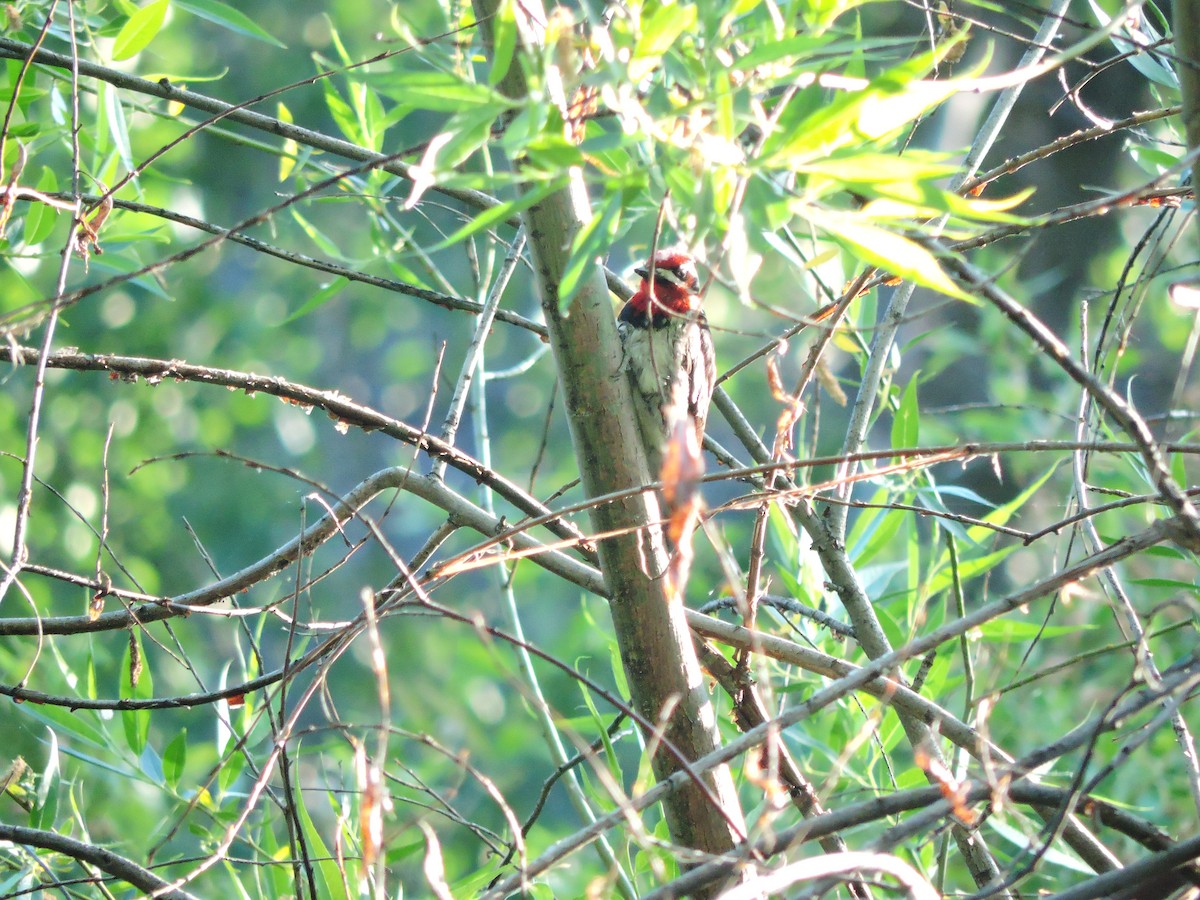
3 0 78 604
470 0 746 876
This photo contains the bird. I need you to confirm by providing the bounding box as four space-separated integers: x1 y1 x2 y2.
616 247 716 477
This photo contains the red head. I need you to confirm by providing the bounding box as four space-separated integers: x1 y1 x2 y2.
626 248 701 324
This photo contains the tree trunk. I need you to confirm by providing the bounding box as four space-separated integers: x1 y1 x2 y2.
469 0 746 882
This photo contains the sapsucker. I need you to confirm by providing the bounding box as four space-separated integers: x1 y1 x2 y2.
616 248 716 476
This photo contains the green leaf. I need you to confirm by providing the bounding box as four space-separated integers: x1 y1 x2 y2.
425 106 500 171
139 744 164 783
357 81 387 151
163 728 188 789
891 374 920 452
374 69 504 113
428 177 562 252
120 632 153 755
848 492 903 567
819 216 970 301
100 81 135 171
290 207 346 259
799 150 962 185
522 132 586 171
322 79 360 145
293 781 350 899
31 729 60 830
637 2 698 59
607 636 629 699
88 251 173 300
762 45 982 166
285 276 348 323
22 165 58 245
488 0 517 86
924 545 1018 595
974 620 1088 642
2 122 37 139
175 0 285 47
969 463 1059 542
112 0 170 61
767 502 799 570
277 101 297 182
579 685 623 784
558 185 625 308
217 745 245 794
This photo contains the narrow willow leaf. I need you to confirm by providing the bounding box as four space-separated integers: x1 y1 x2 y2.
374 70 505 112
322 78 360 146
630 2 698 80
22 165 58 245
853 505 906 568
974 620 1087 642
293 784 351 899
558 186 623 308
824 217 970 301
286 276 348 323
277 102 296 182
891 374 920 452
579 685 623 784
175 0 286 47
101 82 135 172
120 631 152 755
799 150 962 184
428 177 562 252
763 40 981 167
291 207 346 259
489 0 517 86
163 728 187 789
112 0 169 61
32 730 60 830
924 545 1018 595
637 2 697 58
969 462 1059 541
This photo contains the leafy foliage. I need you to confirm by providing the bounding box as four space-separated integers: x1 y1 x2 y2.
0 0 1197 897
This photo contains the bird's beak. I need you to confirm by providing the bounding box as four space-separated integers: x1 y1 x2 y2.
634 266 649 279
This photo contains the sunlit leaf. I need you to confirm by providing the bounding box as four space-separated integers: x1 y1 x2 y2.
974 620 1090 642
374 69 507 112
322 78 360 145
924 545 1018 595
891 374 920 452
112 0 169 61
818 215 971 300
489 0 517 86
277 101 297 182
969 463 1059 542
630 2 698 80
762 42 981 167
799 150 961 184
291 207 346 259
558 183 625 308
